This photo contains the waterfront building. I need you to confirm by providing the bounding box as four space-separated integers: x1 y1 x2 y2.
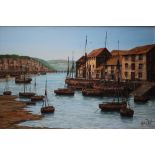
86 48 111 79
76 44 155 82
76 55 86 78
121 44 155 81
103 50 125 81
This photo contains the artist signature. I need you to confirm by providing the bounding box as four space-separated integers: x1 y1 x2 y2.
141 119 155 127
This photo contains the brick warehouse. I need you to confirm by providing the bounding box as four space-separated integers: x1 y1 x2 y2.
76 44 155 82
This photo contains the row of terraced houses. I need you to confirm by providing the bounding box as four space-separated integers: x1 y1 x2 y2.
76 44 155 81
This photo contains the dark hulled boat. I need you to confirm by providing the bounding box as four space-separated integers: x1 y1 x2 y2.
82 88 103 96
31 95 44 101
15 65 32 84
41 79 55 114
3 91 12 95
120 107 134 117
19 66 35 98
15 77 32 84
54 88 74 96
3 75 12 95
99 102 127 111
68 85 83 90
19 92 35 98
134 95 150 103
54 56 75 96
93 82 127 96
41 106 55 113
30 77 44 101
24 101 36 105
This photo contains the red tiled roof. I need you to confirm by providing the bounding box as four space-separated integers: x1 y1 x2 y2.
111 50 126 56
122 44 155 55
76 55 86 63
106 56 122 66
87 48 109 57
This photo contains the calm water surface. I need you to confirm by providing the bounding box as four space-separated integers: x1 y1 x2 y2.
0 73 155 129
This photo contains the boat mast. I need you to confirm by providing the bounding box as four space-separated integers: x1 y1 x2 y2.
105 32 107 48
118 40 119 50
72 52 75 78
34 76 36 93
44 78 47 107
104 32 108 80
85 35 87 79
67 56 69 78
117 40 120 103
23 65 26 93
5 75 9 91
71 51 74 78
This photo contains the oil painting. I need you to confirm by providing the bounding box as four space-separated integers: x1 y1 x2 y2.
0 26 155 129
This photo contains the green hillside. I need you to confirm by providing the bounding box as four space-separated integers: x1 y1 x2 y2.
34 58 55 71
47 59 75 71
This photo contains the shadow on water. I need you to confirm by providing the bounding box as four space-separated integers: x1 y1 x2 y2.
41 113 55 117
100 110 119 115
134 101 149 105
120 115 134 121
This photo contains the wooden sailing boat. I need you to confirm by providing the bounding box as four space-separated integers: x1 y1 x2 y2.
15 64 32 83
66 56 70 79
30 77 44 101
54 56 75 96
120 104 134 117
99 40 127 111
3 75 12 95
15 76 32 83
118 41 134 117
70 52 75 79
19 65 35 98
41 79 55 113
120 92 134 117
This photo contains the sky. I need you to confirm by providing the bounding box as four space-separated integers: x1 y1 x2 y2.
0 26 155 61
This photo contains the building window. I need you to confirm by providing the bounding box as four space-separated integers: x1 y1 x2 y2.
131 55 135 61
131 63 135 70
139 55 143 60
125 72 128 78
138 72 142 78
139 64 143 69
125 63 128 69
131 72 135 80
111 66 114 70
125 56 128 60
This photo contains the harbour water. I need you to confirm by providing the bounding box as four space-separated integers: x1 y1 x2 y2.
0 73 155 129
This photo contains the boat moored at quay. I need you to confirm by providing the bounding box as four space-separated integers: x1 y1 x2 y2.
54 56 75 96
